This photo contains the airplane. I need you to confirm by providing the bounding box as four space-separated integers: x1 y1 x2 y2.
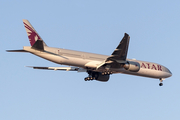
7 19 172 86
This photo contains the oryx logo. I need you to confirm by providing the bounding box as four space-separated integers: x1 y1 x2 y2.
23 22 41 46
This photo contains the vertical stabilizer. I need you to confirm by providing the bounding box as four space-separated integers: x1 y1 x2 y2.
23 19 47 46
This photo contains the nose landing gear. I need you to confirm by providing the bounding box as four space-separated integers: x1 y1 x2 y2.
159 78 165 86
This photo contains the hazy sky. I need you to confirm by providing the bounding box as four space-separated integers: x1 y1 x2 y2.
1 0 180 120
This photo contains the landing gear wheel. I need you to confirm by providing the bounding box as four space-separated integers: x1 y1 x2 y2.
159 83 163 86
84 76 95 81
84 78 88 81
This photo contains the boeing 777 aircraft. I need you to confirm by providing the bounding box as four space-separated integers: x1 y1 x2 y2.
7 19 172 86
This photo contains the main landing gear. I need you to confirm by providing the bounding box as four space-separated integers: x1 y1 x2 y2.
84 77 95 81
84 70 113 81
101 71 113 75
159 78 165 86
84 71 97 81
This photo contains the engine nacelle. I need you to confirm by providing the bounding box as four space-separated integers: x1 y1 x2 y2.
95 73 110 82
123 61 140 72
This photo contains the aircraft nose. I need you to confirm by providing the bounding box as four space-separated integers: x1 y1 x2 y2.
165 67 172 78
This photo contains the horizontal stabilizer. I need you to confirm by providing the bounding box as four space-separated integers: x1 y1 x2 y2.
26 66 87 72
6 49 28 52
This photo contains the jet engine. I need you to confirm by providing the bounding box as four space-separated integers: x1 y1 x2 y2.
123 61 140 72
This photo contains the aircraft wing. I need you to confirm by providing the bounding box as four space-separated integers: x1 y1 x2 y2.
27 66 87 72
106 33 129 62
97 33 130 69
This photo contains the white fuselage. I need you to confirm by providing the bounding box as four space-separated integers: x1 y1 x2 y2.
23 46 172 79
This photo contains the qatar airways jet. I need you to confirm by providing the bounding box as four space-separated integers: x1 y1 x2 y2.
7 19 172 86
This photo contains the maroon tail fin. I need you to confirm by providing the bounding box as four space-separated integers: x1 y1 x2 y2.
23 19 47 46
